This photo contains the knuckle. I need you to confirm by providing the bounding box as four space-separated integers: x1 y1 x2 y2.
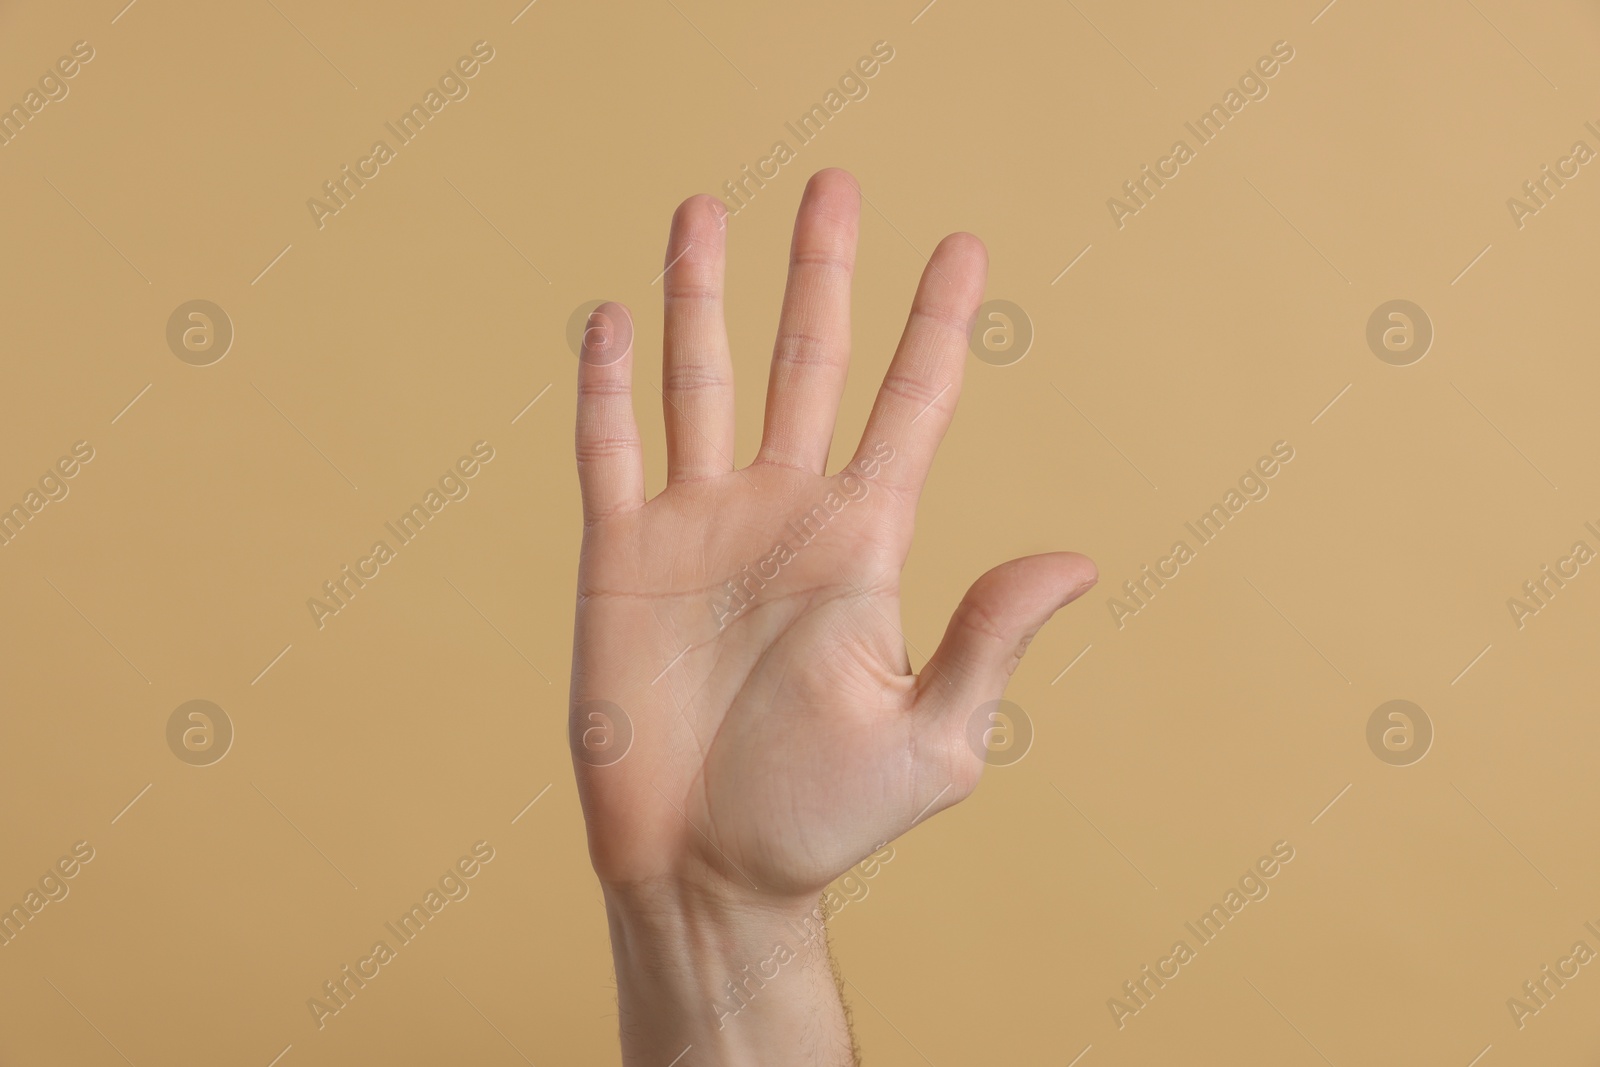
789 248 854 276
878 373 944 409
662 365 729 394
909 302 971 336
575 436 639 462
772 330 842 370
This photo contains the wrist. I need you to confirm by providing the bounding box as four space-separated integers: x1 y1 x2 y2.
603 879 855 1065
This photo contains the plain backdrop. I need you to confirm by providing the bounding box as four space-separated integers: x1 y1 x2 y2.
2 0 1599 1063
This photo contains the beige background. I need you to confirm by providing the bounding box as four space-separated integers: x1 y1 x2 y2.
3 0 1599 1062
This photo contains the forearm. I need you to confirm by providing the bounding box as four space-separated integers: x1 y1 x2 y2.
604 881 857 1066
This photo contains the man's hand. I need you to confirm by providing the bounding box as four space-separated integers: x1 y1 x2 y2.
570 168 1096 1064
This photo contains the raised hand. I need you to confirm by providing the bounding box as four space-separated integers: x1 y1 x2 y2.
570 168 1096 1064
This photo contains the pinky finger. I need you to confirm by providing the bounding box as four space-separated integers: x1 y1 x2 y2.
575 301 645 524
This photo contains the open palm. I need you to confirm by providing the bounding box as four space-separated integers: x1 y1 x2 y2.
570 169 1096 909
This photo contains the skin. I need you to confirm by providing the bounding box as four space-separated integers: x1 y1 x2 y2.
570 168 1097 1064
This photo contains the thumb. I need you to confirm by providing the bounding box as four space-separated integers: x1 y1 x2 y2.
915 552 1098 719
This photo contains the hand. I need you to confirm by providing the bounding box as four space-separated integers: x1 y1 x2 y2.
570 168 1096 1063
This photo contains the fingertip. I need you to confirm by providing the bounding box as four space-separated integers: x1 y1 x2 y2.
581 301 634 367
935 231 988 272
807 167 861 199
1057 552 1099 603
674 193 731 238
